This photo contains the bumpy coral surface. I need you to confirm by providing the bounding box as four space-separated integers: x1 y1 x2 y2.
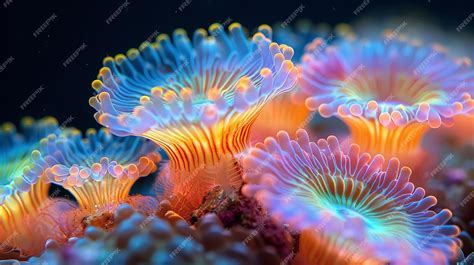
191 186 294 259
26 204 282 265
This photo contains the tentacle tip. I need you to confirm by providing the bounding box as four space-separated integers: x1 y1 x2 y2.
91 80 103 91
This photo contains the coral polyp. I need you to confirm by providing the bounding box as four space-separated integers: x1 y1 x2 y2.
242 129 461 264
0 117 67 257
300 37 474 176
33 128 160 213
89 22 298 215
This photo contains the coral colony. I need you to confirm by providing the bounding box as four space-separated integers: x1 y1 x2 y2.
1 21 473 265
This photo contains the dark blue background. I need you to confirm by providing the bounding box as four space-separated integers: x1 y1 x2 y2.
3 0 473 129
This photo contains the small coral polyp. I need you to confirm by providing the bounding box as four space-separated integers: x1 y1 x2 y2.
89 22 298 214
300 37 474 170
242 129 461 264
0 117 62 256
34 128 160 212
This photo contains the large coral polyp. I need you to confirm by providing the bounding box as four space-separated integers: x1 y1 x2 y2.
0 117 64 256
242 129 461 264
33 128 160 212
89 23 298 214
300 37 474 171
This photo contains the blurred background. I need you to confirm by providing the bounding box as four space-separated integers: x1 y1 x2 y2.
3 0 474 128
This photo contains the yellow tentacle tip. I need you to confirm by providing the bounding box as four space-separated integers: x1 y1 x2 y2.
98 92 109 101
103 56 114 65
209 23 223 32
258 24 272 32
126 48 140 59
335 23 352 34
92 80 103 90
31 150 41 160
157 33 170 42
252 32 266 41
174 28 187 36
181 87 193 98
151 86 164 96
39 138 48 145
229 22 242 31
41 116 59 125
195 28 208 37
1 122 15 132
86 128 97 136
282 60 294 68
114 54 127 64
70 128 82 136
20 116 34 127
270 42 280 50
99 67 111 77
237 77 251 91
140 96 151 104
163 90 177 101
260 68 272 77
